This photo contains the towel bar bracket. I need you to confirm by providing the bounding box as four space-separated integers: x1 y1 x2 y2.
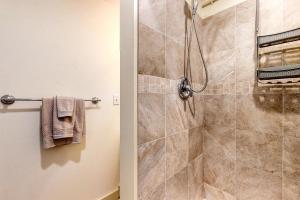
0 95 101 105
1 95 15 105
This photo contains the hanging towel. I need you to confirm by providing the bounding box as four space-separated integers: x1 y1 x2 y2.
52 98 76 139
41 98 56 149
41 98 86 149
56 96 75 118
72 99 86 144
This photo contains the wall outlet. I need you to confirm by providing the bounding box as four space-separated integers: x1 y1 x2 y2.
113 94 120 105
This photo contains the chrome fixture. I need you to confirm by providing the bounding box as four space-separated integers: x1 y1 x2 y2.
1 94 101 105
178 0 208 100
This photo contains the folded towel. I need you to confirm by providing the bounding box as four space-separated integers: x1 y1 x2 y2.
41 98 72 149
72 99 86 143
56 96 75 118
41 98 86 149
52 98 76 139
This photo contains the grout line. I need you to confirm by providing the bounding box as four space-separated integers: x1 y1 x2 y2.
164 0 167 199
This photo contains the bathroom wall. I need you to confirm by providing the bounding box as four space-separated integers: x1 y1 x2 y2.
137 0 204 199
0 1 119 200
201 0 300 199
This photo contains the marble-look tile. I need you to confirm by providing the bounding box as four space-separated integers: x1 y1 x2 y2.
236 163 282 200
166 131 189 179
189 127 203 162
138 139 165 200
204 130 236 196
166 0 190 45
283 136 300 200
236 47 255 83
205 49 236 86
166 94 188 135
138 93 165 145
139 0 165 33
259 0 284 35
204 95 236 155
166 167 188 200
202 7 235 55
283 94 300 138
187 95 204 130
283 0 300 31
204 183 236 200
236 129 282 175
236 94 283 136
138 23 165 77
235 0 256 50
188 155 203 200
165 37 185 80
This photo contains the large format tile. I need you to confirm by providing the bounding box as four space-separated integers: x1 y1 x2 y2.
204 183 236 200
236 164 282 200
188 127 203 162
259 0 284 35
202 7 235 55
138 139 165 200
204 95 236 155
188 155 203 200
187 95 205 130
204 131 236 196
165 37 185 80
166 131 189 179
284 94 300 138
166 0 189 45
166 94 188 135
283 136 300 200
138 23 165 77
166 168 188 200
283 0 300 31
139 0 166 33
236 94 283 136
236 129 282 175
138 93 165 145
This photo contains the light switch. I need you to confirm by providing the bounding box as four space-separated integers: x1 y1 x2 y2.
113 94 120 105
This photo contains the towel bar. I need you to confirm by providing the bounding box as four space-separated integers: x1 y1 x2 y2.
0 95 101 105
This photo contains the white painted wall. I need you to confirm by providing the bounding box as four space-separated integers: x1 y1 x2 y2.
0 1 120 200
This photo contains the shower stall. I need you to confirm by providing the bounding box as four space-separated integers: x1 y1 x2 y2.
137 0 300 199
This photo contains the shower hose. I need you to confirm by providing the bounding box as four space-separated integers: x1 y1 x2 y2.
185 0 208 93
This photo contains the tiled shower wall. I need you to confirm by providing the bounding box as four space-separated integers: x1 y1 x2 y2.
201 0 300 200
138 0 204 199
138 0 300 200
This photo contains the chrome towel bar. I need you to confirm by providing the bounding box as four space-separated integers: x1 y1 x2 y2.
0 95 101 105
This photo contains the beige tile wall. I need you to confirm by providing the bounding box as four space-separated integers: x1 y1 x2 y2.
138 0 300 200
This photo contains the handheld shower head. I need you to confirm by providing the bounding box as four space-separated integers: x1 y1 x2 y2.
191 0 199 15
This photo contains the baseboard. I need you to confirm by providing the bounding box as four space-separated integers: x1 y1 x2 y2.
100 188 120 200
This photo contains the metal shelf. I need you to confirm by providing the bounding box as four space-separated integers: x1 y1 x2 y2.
258 28 300 48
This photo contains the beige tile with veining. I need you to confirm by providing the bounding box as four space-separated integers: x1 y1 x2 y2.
237 129 282 175
204 183 236 200
166 131 189 179
237 163 282 200
284 94 300 138
166 94 189 135
138 139 165 200
166 168 188 200
138 93 165 145
204 129 235 196
236 94 283 136
138 23 165 77
283 136 300 200
204 95 236 155
139 0 166 33
188 127 203 162
188 155 204 200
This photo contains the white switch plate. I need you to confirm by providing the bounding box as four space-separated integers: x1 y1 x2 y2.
113 94 120 105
